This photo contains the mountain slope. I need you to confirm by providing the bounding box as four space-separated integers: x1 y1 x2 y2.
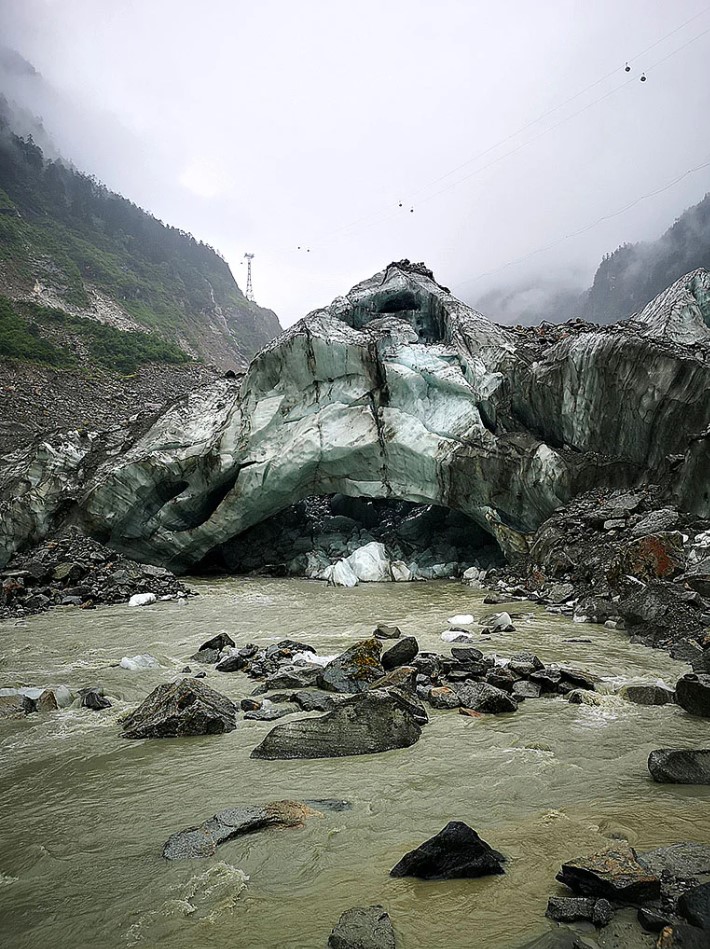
473 192 710 326
0 95 281 371
581 192 710 324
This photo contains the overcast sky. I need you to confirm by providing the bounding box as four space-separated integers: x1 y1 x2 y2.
1 0 710 326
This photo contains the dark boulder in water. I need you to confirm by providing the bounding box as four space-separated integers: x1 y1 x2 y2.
648 749 710 785
389 821 505 880
675 674 710 717
250 690 421 759
122 678 237 739
319 638 385 694
556 844 661 903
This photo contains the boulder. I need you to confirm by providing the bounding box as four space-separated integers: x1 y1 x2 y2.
545 897 613 925
122 678 237 739
216 653 249 673
199 633 235 652
648 749 710 784
191 647 221 665
427 686 461 709
370 666 417 692
80 687 112 710
381 686 429 726
265 667 321 690
609 532 686 586
632 509 680 538
162 800 320 859
319 639 385 693
508 651 544 677
0 693 34 718
327 905 396 949
638 843 710 882
454 682 518 714
243 705 296 721
451 646 484 662
390 821 505 880
619 684 675 706
678 882 710 930
291 690 339 712
513 680 542 699
556 844 661 903
381 637 419 671
567 689 602 706
676 674 710 717
374 624 402 639
250 690 421 759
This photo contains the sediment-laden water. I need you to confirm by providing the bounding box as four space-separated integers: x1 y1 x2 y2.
0 579 708 949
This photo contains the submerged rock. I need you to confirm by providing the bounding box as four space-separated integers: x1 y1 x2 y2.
556 844 661 903
250 690 421 759
162 800 320 859
327 905 396 949
390 821 505 880
319 639 385 693
122 678 237 739
648 749 710 784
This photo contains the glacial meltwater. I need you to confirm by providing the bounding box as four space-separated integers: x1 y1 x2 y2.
1 579 708 949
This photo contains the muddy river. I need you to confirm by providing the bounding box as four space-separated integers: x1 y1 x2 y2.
1 579 708 948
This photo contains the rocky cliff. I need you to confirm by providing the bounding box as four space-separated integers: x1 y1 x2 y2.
1 260 708 574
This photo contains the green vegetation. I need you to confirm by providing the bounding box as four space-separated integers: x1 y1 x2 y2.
0 295 68 365
0 97 280 361
0 295 190 374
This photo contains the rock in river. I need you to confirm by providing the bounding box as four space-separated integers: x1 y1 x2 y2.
319 638 385 693
619 684 675 706
328 905 396 949
675 673 710 717
162 800 320 859
122 678 237 739
454 682 518 714
556 844 661 903
390 821 505 880
250 690 421 760
648 749 710 785
381 636 419 671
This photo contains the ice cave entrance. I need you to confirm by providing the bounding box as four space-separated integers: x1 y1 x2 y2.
197 494 504 581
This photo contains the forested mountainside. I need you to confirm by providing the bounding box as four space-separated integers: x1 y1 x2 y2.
0 95 281 372
581 192 710 323
474 192 710 326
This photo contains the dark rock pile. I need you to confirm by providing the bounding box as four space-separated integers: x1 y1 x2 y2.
0 527 190 619
535 842 710 948
485 488 710 662
198 632 597 735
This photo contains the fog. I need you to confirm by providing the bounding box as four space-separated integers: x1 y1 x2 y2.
1 0 709 325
